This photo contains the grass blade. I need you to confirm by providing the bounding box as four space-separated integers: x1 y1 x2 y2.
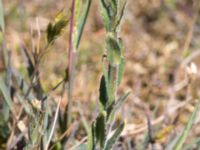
88 122 96 150
75 0 92 49
174 99 200 150
0 0 4 31
99 75 108 110
104 121 125 150
99 0 111 31
0 76 14 114
45 97 62 150
95 112 106 148
113 91 130 113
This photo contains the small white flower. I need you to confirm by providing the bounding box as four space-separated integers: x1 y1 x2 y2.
186 62 198 75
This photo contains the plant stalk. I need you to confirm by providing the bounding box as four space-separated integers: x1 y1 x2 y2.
66 0 76 129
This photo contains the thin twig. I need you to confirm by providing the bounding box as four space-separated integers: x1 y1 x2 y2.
49 122 76 150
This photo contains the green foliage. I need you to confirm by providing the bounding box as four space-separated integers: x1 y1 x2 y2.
165 100 200 150
99 0 112 31
95 112 106 148
115 0 126 30
88 0 128 149
99 75 108 110
0 76 14 118
109 92 130 117
99 0 126 32
88 122 96 150
106 34 121 65
104 121 125 150
174 100 200 150
75 0 92 49
0 113 9 146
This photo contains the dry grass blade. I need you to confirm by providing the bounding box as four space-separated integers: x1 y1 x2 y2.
49 122 76 150
44 96 62 150
0 76 16 117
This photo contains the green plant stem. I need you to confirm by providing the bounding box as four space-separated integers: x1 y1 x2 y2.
66 0 76 129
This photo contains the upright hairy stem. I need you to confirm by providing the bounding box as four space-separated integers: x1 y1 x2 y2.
87 1 128 149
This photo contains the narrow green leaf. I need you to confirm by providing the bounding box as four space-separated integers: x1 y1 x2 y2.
113 92 130 113
75 0 92 49
0 76 13 114
102 56 109 102
0 0 4 32
0 113 9 139
95 112 106 148
104 121 125 150
44 97 61 150
174 99 200 150
165 130 183 150
46 23 53 44
106 34 121 65
99 75 108 109
75 0 82 22
42 100 50 146
115 0 126 30
2 100 9 122
88 122 96 150
99 0 111 31
110 0 117 18
77 101 90 134
107 92 130 120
